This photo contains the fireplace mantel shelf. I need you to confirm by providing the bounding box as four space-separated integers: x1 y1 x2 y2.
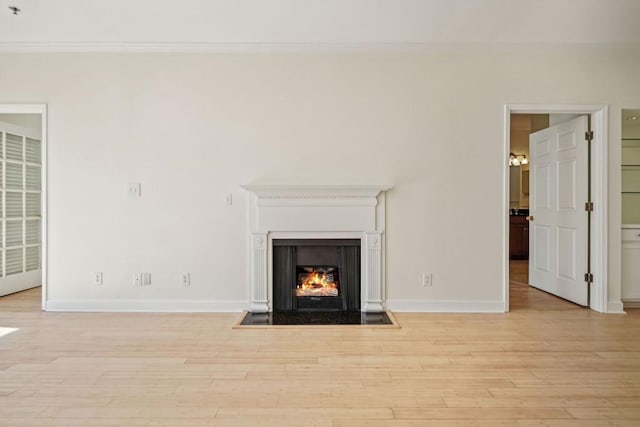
240 184 393 198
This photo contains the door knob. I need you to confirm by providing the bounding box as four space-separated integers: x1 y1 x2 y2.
526 215 534 221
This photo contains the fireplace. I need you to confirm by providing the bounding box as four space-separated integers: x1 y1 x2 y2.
241 184 391 313
273 239 360 312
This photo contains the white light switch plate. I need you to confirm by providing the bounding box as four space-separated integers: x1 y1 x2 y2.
181 273 190 287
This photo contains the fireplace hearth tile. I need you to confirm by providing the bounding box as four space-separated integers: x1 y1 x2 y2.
235 311 397 327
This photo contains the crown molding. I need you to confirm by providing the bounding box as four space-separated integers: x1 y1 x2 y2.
0 41 639 54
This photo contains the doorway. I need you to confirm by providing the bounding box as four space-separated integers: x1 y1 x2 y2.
503 105 608 313
0 105 47 310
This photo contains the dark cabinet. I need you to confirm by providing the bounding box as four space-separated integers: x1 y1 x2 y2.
509 215 529 259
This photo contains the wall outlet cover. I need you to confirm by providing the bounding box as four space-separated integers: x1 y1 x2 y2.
93 272 103 285
127 183 141 198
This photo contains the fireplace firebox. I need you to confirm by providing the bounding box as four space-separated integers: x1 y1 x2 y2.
273 239 361 312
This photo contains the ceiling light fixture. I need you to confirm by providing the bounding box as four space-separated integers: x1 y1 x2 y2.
509 153 528 166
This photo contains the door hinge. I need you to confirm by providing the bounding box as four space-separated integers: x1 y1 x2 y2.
585 130 594 142
585 201 594 212
584 273 594 283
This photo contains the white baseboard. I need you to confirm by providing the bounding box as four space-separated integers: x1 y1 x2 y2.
607 300 626 313
622 299 640 309
385 299 504 313
45 299 247 313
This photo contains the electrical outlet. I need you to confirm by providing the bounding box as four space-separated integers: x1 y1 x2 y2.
181 273 190 287
142 273 152 286
133 273 142 286
93 272 103 285
127 183 141 198
422 272 433 287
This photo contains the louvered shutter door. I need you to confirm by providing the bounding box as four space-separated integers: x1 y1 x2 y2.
26 220 40 244
25 246 39 271
26 193 39 217
1 129 41 276
26 166 40 191
6 163 22 190
6 220 22 247
6 133 23 161
6 192 22 218
25 138 40 164
5 248 22 275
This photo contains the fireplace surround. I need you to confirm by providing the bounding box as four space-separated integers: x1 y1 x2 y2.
273 238 361 312
241 185 392 313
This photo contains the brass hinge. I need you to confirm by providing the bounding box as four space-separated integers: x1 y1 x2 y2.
585 201 594 212
584 273 594 283
585 130 594 142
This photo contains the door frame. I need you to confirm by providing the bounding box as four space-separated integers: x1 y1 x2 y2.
0 104 47 310
503 104 608 312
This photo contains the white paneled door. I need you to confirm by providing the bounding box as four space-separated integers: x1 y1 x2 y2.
528 116 589 306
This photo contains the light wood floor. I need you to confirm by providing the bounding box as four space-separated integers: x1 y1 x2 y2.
0 286 639 426
509 260 584 311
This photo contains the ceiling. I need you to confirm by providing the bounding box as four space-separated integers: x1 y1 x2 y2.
1 0 640 51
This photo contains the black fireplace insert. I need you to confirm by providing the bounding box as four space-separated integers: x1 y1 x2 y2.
272 239 361 312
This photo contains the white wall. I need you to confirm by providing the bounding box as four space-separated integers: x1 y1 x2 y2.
0 48 635 311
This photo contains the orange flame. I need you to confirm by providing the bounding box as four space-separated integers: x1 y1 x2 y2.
296 271 338 297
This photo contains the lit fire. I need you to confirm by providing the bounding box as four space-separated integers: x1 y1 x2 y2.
296 270 339 297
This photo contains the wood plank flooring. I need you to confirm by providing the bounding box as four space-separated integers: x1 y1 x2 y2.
0 285 639 426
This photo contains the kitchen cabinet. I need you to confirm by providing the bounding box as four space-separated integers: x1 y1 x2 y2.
622 226 640 308
622 139 640 224
509 215 529 260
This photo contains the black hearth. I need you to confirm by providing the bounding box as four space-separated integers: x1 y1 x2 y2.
273 239 361 312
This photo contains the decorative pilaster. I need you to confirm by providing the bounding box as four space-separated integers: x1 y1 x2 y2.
364 232 384 312
250 233 269 313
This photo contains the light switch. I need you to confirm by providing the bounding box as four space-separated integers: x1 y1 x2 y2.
224 192 232 206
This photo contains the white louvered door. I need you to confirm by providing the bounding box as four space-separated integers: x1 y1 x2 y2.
0 123 42 297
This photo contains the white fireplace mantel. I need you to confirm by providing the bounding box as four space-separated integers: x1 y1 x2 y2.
241 184 392 313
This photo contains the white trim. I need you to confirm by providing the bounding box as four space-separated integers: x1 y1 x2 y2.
240 185 392 207
0 42 639 54
242 185 391 312
622 299 640 309
503 104 612 313
0 104 47 311
386 299 504 313
608 301 626 313
45 299 247 312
